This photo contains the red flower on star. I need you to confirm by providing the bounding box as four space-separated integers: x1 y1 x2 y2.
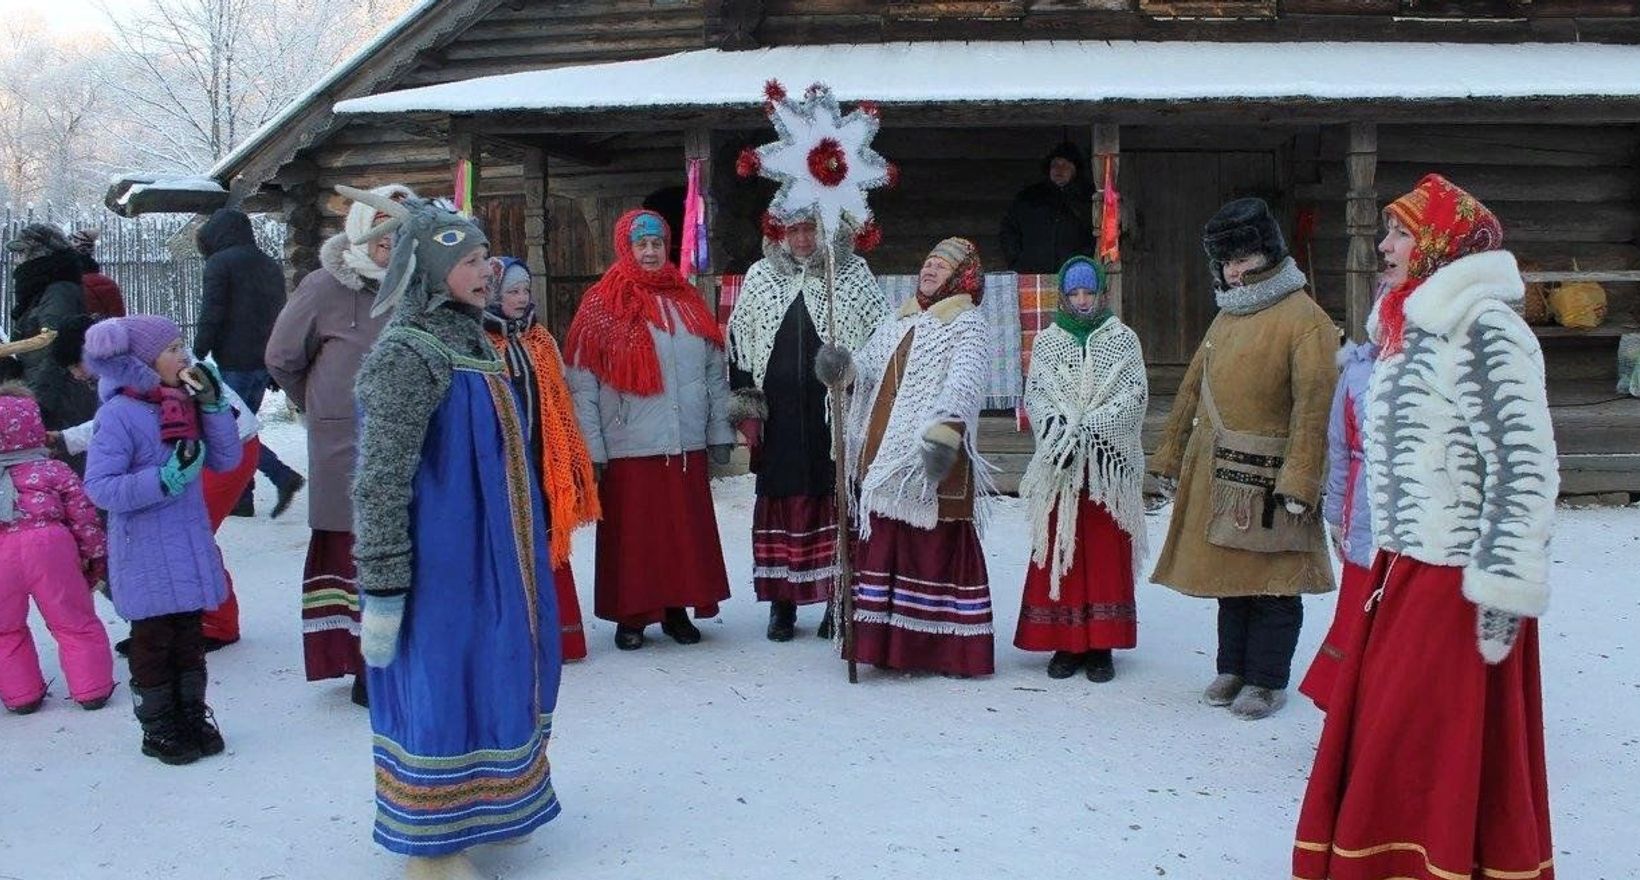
736 147 761 179
807 138 848 188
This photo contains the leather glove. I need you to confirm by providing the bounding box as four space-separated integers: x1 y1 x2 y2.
814 344 855 387
361 593 406 668
709 444 733 465
1476 605 1521 665
921 423 962 483
159 439 206 496
181 363 226 413
84 556 108 593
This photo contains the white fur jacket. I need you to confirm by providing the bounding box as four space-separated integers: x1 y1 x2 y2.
1366 250 1558 617
846 295 993 534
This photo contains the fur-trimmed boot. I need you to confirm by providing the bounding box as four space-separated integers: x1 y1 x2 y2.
1229 686 1287 720
132 681 200 765
404 852 485 880
175 668 225 756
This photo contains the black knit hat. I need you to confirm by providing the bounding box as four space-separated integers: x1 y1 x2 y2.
1202 197 1287 266
1042 141 1086 179
51 314 101 368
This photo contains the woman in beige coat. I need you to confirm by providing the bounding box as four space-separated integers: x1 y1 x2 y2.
1150 198 1338 720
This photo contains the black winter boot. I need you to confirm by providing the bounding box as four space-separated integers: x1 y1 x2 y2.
816 598 836 640
132 682 200 765
614 625 645 651
270 474 306 519
1047 651 1087 680
175 669 225 757
766 601 797 642
660 608 702 645
350 674 369 708
1085 649 1115 683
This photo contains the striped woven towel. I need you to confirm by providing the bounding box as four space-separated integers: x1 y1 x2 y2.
1015 273 1061 429
877 274 1023 410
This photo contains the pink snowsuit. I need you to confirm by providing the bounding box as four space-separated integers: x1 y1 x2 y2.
0 393 112 710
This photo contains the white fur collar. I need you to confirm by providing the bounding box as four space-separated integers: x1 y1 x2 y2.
897 293 976 324
1404 250 1523 336
319 233 369 292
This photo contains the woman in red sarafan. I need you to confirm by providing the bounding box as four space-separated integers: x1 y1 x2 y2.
1292 174 1557 880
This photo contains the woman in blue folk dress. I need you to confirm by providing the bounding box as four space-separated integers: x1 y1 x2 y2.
345 187 561 880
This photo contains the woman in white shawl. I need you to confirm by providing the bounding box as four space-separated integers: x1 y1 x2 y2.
1014 256 1148 682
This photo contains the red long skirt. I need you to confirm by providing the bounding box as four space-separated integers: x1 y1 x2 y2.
1013 498 1137 653
200 437 258 643
847 515 994 678
1293 551 1554 880
1298 561 1374 712
594 452 729 627
752 494 838 605
553 562 587 662
301 529 362 681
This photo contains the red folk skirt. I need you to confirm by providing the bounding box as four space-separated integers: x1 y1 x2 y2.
1298 561 1374 712
552 562 587 662
752 494 839 605
1013 497 1138 653
1293 551 1554 880
200 436 259 643
594 452 730 627
847 515 994 678
301 529 363 681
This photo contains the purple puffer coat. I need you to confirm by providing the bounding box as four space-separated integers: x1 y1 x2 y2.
83 374 240 622
1321 340 1378 569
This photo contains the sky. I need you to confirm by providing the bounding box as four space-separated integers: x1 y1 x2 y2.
0 0 145 35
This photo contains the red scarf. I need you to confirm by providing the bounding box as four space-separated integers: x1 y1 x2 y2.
562 209 724 396
1377 174 1503 358
121 385 201 442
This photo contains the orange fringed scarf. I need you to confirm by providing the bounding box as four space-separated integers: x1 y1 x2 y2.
562 209 724 396
487 322 602 567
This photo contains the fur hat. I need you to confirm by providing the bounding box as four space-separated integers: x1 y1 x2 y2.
71 229 99 256
83 315 182 394
1043 141 1087 180
1202 198 1287 267
5 223 73 260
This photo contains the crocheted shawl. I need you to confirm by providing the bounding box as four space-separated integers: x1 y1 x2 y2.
485 314 601 567
845 295 995 537
728 235 885 389
1019 319 1149 600
562 209 723 396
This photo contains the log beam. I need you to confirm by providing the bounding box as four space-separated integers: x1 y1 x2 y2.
1344 121 1379 341
523 146 551 321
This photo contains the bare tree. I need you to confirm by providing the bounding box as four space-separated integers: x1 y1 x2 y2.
0 13 112 207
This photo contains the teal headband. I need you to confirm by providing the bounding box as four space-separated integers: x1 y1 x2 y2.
630 212 666 244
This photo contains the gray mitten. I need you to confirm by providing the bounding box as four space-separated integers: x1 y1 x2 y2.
921 423 962 483
709 444 733 465
814 344 855 387
1476 605 1521 665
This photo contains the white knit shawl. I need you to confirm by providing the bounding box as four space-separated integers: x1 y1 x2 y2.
1020 320 1149 600
727 239 885 389
846 297 995 538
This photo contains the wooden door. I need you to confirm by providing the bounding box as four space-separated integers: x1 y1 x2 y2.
1121 151 1281 364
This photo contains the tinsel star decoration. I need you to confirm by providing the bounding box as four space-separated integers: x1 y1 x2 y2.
738 80 896 238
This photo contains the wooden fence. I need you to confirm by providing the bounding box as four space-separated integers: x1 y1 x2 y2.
0 206 286 343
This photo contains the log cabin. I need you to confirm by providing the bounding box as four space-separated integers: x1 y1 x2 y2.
117 0 1640 495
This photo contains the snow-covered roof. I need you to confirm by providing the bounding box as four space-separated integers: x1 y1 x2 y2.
334 40 1640 117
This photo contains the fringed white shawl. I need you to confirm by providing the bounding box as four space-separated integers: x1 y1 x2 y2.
727 238 885 390
845 295 996 539
1020 320 1149 600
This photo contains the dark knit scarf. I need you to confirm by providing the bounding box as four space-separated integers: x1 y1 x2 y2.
9 250 83 323
1054 304 1113 348
482 303 541 440
120 385 201 442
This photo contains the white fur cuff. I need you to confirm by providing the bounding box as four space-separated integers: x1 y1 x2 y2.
923 422 963 450
1462 565 1548 618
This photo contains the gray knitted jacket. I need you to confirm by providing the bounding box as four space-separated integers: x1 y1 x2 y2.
351 303 498 601
1366 250 1558 618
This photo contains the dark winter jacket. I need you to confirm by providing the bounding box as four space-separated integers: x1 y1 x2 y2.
9 250 97 430
194 209 286 371
999 151 1096 274
78 255 127 317
730 298 833 498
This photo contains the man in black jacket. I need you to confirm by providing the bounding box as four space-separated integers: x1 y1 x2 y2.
194 208 304 517
999 141 1097 274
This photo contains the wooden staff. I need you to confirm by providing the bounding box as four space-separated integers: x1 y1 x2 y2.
822 220 858 684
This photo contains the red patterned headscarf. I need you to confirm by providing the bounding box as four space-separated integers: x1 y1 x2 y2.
916 237 984 310
1376 174 1503 357
562 209 724 396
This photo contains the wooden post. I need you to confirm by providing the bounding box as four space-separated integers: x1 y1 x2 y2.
522 145 550 318
1344 122 1378 342
1092 123 1122 319
450 118 480 214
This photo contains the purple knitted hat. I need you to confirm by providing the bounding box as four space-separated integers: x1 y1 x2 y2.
83 315 183 395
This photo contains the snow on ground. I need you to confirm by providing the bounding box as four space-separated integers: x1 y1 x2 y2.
3 417 1637 880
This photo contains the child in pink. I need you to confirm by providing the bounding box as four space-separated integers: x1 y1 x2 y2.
0 384 112 714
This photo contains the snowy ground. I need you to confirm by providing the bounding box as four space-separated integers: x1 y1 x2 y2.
3 416 1638 880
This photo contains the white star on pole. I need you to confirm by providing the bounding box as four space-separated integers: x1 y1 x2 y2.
755 82 891 236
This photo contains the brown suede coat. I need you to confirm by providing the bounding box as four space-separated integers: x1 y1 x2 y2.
1149 289 1340 598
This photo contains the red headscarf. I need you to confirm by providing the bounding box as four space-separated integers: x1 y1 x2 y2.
1376 174 1503 358
562 209 724 396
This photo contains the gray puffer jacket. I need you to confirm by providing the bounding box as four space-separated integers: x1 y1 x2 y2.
567 301 734 462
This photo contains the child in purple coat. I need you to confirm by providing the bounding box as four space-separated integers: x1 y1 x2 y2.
0 384 111 714
1297 338 1379 711
83 315 241 765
